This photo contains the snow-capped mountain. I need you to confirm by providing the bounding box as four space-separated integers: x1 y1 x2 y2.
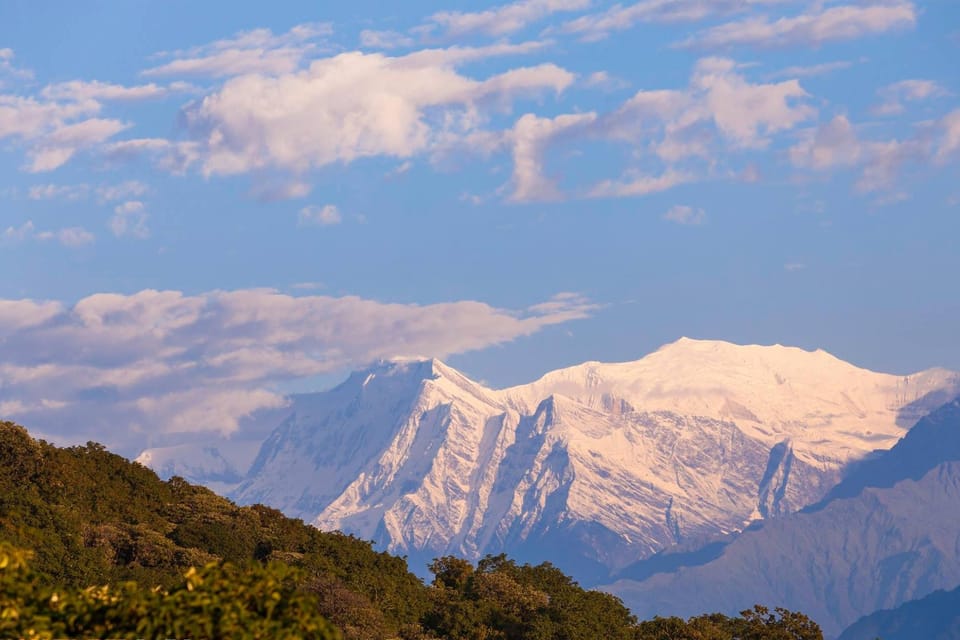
603 398 960 637
221 338 959 578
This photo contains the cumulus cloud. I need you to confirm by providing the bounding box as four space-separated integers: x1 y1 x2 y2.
0 289 595 452
509 112 597 201
663 204 706 224
606 57 814 153
110 200 150 238
143 22 334 78
500 56 814 200
680 1 916 49
0 74 175 172
424 0 591 38
790 109 960 193
178 44 575 177
577 56 814 195
298 204 343 226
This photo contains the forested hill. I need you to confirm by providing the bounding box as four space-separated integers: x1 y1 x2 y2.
0 420 822 639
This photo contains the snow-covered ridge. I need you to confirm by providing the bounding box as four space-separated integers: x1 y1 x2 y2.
142 339 960 579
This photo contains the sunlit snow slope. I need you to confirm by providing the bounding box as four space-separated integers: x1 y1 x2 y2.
225 339 958 577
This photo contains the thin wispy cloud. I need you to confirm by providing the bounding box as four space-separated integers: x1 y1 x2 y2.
143 23 334 78
557 0 795 42
663 204 706 225
3 220 94 247
679 1 916 49
424 0 591 38
299 204 343 226
871 79 948 116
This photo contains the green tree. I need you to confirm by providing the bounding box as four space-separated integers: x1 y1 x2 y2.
0 542 341 639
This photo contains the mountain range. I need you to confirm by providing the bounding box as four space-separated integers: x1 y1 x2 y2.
603 398 960 637
137 339 959 584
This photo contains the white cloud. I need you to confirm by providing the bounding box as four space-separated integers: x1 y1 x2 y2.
509 112 597 201
102 138 201 174
690 57 813 147
0 94 100 141
558 0 790 41
499 56 814 201
24 180 149 203
360 30 415 49
936 109 960 164
28 183 90 201
601 57 814 164
663 204 705 224
784 262 806 271
0 288 595 451
40 80 173 103
299 204 343 226
96 180 150 203
143 22 333 78
767 60 854 79
0 78 145 172
681 1 916 49
789 109 960 193
789 115 862 170
36 226 96 247
26 117 130 172
3 220 94 247
3 220 36 243
583 70 629 90
425 0 591 38
249 179 313 202
110 200 150 238
871 79 948 116
589 169 693 198
0 48 33 83
0 299 62 334
179 44 575 177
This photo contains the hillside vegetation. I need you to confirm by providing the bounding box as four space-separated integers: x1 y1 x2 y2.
0 421 822 639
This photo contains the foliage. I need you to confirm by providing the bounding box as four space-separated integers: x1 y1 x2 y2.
635 606 824 640
0 420 827 640
0 542 340 639
424 553 637 640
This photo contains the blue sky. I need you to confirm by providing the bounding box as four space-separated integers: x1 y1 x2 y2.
1 0 958 453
